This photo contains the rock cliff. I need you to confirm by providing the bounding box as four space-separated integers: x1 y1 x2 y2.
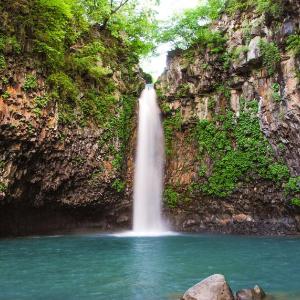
1 0 300 237
0 1 144 236
157 0 300 234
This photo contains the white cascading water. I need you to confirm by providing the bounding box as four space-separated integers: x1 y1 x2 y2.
133 84 166 234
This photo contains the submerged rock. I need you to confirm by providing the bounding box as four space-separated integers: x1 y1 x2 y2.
182 274 234 300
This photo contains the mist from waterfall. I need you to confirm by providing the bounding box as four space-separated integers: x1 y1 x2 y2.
133 85 166 234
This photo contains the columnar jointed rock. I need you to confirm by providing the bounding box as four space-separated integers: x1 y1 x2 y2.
182 274 234 300
156 0 300 236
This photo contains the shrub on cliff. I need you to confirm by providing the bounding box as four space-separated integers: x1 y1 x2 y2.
195 101 290 197
226 0 283 16
286 34 300 57
159 0 225 50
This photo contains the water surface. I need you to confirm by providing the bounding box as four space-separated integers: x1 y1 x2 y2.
0 233 299 300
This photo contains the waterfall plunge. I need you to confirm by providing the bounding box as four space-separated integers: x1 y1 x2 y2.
133 85 166 234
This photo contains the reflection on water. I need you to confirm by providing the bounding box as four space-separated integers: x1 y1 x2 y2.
0 234 299 300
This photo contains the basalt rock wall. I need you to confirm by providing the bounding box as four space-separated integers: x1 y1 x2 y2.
157 0 300 235
0 3 144 237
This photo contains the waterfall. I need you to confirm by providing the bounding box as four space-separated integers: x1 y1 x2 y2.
133 84 166 234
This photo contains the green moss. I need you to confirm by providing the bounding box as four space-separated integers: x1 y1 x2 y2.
98 95 136 172
163 111 182 156
1 76 8 85
47 72 78 103
226 0 283 17
0 35 21 54
259 40 281 76
242 21 252 45
72 155 86 165
67 41 112 82
23 75 38 92
164 186 179 208
2 90 10 100
33 95 50 116
0 55 6 70
216 84 231 101
176 83 190 98
195 100 290 197
0 182 7 192
272 83 281 102
156 88 167 101
112 179 126 192
232 45 249 59
285 177 300 195
266 163 290 182
208 97 216 111
290 198 300 207
286 34 300 57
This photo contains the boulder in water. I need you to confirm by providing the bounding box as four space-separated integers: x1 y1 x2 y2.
182 274 234 300
236 285 266 300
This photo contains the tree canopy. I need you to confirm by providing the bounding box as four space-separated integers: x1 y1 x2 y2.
158 0 283 50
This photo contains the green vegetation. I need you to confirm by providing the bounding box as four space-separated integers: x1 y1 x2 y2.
290 198 300 207
33 95 49 116
163 111 182 156
0 35 21 54
159 0 283 49
0 55 5 70
285 177 300 207
285 177 300 195
112 179 126 192
0 0 158 70
195 100 289 197
0 0 160 129
23 75 38 92
272 83 281 102
232 45 249 59
72 155 86 165
98 95 136 171
159 0 226 49
164 186 179 208
0 182 7 193
226 0 283 16
2 91 10 100
47 72 78 104
216 84 231 101
259 40 281 75
286 34 300 56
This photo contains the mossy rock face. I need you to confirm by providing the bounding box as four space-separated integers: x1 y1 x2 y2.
0 0 148 237
156 0 300 235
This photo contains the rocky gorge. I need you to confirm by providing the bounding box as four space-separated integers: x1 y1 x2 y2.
0 0 300 237
0 0 145 236
157 0 300 235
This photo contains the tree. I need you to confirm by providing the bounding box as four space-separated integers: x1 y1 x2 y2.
159 0 225 49
80 0 160 56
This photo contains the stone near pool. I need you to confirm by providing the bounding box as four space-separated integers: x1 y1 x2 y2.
236 285 266 300
182 274 234 300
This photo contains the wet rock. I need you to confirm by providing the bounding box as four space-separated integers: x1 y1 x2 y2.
282 20 295 36
254 285 266 299
236 289 254 300
236 285 266 300
182 274 234 300
156 0 300 236
247 36 262 63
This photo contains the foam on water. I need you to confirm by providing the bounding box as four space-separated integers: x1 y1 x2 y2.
110 231 179 238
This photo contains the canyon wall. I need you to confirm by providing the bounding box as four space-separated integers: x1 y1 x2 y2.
0 2 144 236
1 0 300 237
157 0 300 234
